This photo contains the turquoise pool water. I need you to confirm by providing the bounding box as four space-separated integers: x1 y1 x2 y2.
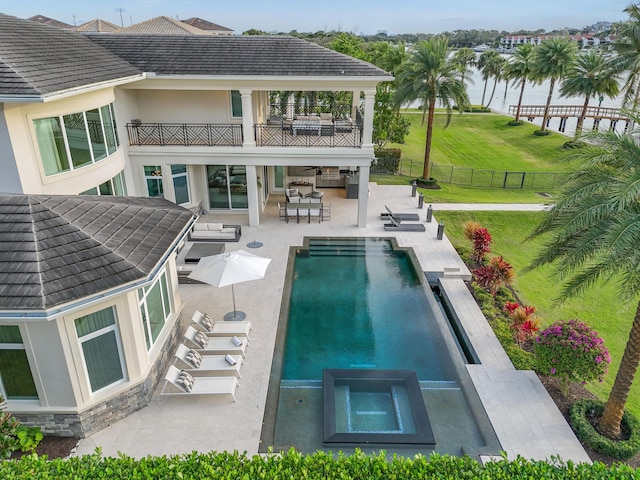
283 239 457 381
262 237 500 457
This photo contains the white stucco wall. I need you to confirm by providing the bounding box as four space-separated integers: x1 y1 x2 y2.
2 88 127 195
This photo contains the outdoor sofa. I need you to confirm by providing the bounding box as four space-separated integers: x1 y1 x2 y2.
189 223 241 242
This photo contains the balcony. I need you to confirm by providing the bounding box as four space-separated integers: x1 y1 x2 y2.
126 122 363 148
126 123 243 147
255 123 362 148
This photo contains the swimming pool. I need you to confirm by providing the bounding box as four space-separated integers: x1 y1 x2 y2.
261 237 500 457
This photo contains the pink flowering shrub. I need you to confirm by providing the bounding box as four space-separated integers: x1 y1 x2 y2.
534 319 610 397
471 227 492 263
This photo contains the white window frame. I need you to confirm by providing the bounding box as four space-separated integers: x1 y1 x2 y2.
138 270 173 351
76 307 126 394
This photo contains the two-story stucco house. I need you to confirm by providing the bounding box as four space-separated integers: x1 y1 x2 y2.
0 13 391 437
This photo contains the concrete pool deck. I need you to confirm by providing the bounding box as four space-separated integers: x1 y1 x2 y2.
73 184 590 463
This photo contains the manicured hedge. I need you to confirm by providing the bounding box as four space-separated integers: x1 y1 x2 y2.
570 399 640 461
0 448 637 479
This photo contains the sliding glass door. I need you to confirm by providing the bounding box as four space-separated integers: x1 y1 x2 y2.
207 164 248 210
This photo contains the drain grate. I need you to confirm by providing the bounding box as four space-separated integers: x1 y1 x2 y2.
536 192 552 198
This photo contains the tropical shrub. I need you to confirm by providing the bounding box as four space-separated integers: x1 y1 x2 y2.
0 397 19 459
504 302 540 346
15 426 44 453
470 227 492 263
473 256 514 296
535 319 610 397
463 220 482 241
570 399 640 460
373 147 402 173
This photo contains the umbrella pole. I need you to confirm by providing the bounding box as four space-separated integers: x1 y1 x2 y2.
224 284 247 321
231 284 237 316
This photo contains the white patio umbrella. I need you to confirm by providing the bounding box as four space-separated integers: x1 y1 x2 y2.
188 249 271 321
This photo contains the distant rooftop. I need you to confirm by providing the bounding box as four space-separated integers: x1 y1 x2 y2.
75 18 121 33
181 17 233 34
118 16 213 35
27 14 72 29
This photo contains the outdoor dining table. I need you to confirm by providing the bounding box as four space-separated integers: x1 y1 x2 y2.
285 202 323 223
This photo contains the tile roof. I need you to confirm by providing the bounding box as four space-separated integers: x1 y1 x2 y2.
181 17 233 34
118 16 211 35
26 14 73 29
0 14 142 97
0 195 195 311
88 34 391 77
75 18 121 33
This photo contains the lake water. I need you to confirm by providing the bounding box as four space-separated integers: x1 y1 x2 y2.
414 56 628 137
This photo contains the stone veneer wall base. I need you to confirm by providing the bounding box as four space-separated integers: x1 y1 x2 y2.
13 321 185 438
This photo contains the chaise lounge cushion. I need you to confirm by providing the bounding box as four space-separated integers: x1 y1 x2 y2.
189 223 241 242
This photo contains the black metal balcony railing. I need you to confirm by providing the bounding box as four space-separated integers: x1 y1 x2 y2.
255 124 363 148
126 123 243 147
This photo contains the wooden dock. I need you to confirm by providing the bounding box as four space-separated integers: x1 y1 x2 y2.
508 105 629 133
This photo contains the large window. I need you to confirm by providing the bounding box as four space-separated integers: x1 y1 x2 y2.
171 165 190 205
231 90 243 118
75 307 125 393
0 326 38 400
33 102 120 176
138 271 173 350
79 171 128 196
144 166 164 198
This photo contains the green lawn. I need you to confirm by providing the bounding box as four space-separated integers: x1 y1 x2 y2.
391 112 575 171
435 210 639 418
371 173 559 203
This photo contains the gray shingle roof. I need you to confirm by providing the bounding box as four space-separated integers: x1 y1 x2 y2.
87 34 390 77
0 13 142 97
0 195 194 311
181 17 233 33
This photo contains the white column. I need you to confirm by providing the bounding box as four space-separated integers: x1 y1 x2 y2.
245 165 260 226
357 165 370 227
351 90 359 120
160 163 175 203
362 89 375 148
240 89 255 147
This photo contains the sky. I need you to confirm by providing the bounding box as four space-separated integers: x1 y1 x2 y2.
2 0 630 34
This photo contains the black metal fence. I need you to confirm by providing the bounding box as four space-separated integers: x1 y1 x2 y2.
374 160 570 190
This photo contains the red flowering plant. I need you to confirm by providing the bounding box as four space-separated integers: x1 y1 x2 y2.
473 256 515 296
503 302 540 346
534 319 610 397
471 228 492 263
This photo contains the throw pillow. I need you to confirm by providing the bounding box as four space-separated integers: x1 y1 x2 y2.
225 354 238 366
231 336 243 347
194 331 209 349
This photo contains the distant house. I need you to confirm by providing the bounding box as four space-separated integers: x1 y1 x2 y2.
117 15 214 35
26 14 72 29
0 12 390 435
75 18 121 33
181 17 233 35
0 194 195 437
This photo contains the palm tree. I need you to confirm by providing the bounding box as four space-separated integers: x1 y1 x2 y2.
503 43 536 123
528 114 640 439
613 4 640 109
477 50 503 107
453 47 476 84
559 50 620 140
394 36 469 180
530 37 577 134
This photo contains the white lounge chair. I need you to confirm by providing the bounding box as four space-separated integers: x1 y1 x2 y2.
183 326 247 358
162 365 238 401
174 343 243 377
191 310 252 340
